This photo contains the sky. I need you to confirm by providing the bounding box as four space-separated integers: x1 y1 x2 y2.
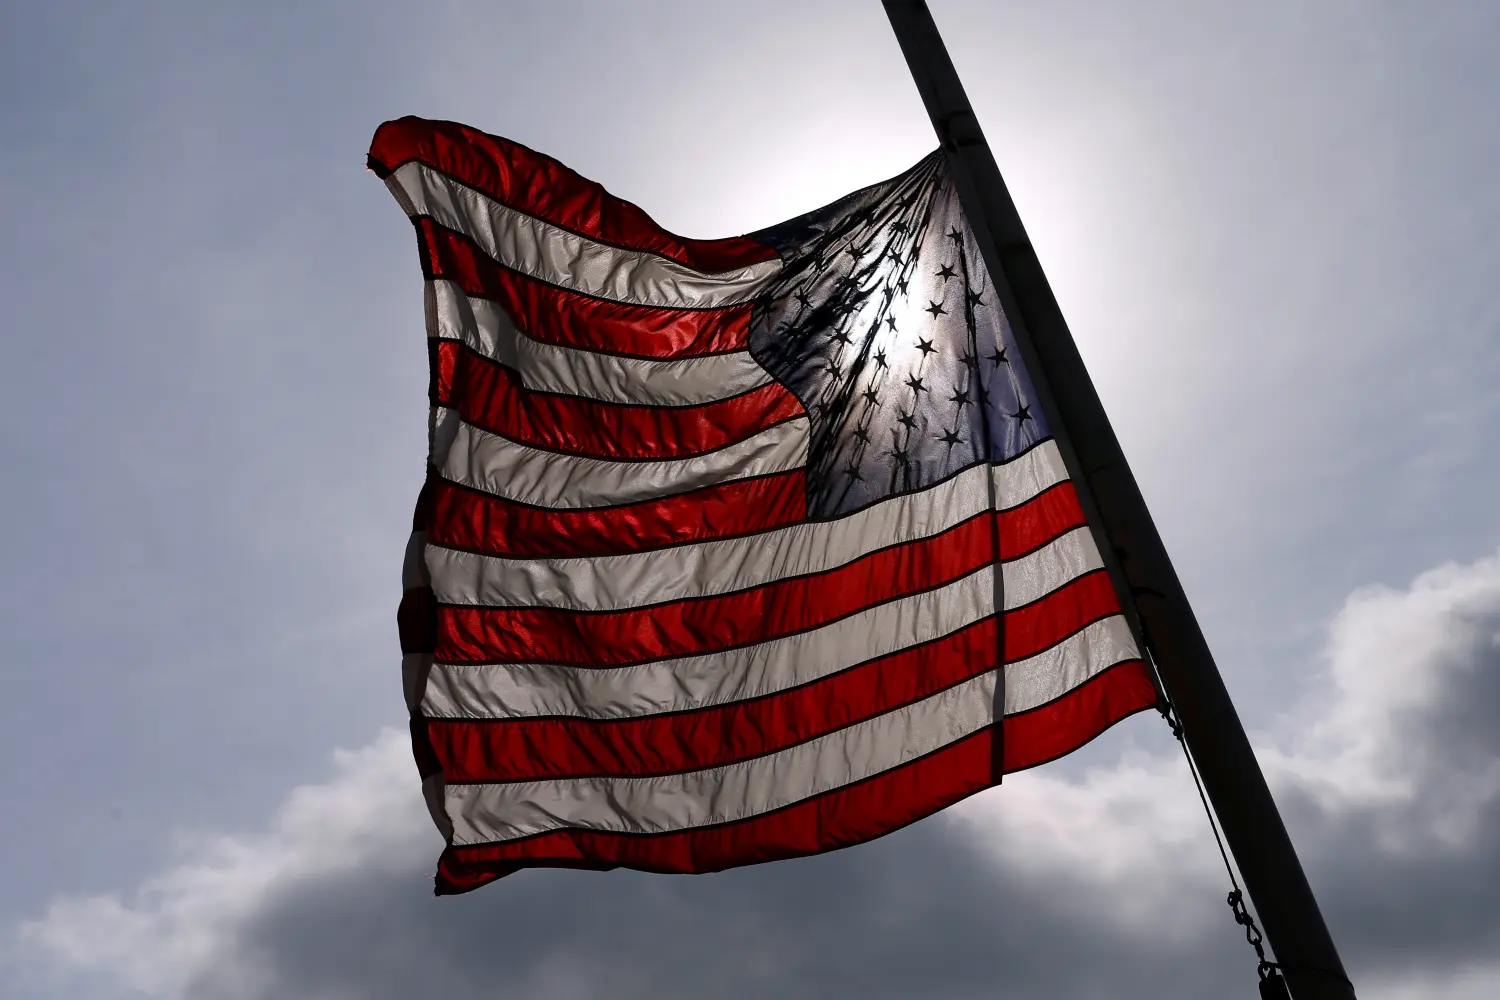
2 1 1499 997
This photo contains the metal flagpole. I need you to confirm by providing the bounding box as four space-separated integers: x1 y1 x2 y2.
880 3 1356 998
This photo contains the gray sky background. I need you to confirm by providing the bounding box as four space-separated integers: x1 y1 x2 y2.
2 2 1498 998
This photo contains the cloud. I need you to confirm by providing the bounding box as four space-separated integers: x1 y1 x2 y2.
8 734 432 1000
10 552 1500 1000
1270 555 1500 976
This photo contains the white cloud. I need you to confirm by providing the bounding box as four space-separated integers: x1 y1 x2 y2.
10 551 1500 999
949 751 1222 942
1269 554 1500 851
10 733 433 999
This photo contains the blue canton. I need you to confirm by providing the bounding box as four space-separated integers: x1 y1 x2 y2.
749 152 1049 517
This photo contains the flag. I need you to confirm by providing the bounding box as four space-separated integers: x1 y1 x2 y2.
370 117 1160 894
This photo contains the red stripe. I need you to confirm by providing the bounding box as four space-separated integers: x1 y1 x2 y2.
1000 481 1085 559
1004 569 1121 662
372 117 778 273
429 618 999 782
436 514 996 666
420 220 755 357
433 340 804 461
432 663 1157 892
425 472 809 559
434 521 1120 666
1002 659 1157 771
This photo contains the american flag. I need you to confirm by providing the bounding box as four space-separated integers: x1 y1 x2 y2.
371 117 1160 894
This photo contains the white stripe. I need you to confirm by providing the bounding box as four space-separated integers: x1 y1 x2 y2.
993 439 1068 510
429 280 772 405
1002 525 1104 609
423 567 995 721
444 671 998 845
1004 615 1138 714
429 463 992 611
440 411 810 509
428 443 1075 612
389 163 782 309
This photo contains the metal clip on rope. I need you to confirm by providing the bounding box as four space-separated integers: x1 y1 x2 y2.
1163 706 1291 1000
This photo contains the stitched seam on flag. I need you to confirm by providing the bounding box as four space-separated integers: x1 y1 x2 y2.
421 225 755 357
389 157 779 274
429 508 992 611
432 564 995 668
439 664 999 785
443 722 997 849
426 613 998 722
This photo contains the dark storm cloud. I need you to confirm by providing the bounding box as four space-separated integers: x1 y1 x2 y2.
196 809 1240 1000
17 553 1500 999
